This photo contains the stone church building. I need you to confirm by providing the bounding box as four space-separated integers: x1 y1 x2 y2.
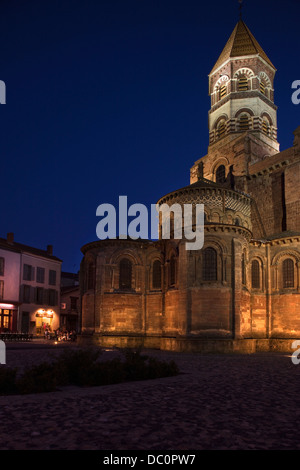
79 19 300 352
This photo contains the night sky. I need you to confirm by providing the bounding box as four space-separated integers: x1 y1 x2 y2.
1 0 299 272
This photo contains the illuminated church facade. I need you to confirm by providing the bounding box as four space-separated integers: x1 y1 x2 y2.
79 19 300 352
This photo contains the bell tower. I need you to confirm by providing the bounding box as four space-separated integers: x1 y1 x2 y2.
208 19 279 154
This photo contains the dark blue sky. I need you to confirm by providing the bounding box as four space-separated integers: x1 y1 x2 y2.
1 0 299 272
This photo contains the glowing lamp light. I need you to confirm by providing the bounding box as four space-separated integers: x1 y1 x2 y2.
0 303 15 309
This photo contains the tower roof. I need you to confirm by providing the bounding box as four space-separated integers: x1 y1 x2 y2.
210 20 275 74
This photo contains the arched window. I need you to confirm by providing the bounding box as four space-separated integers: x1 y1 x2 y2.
239 114 249 131
152 260 162 289
202 247 217 281
219 84 227 100
242 252 246 286
217 120 226 138
238 75 248 91
119 258 132 290
87 262 95 290
262 118 270 136
283 258 294 288
260 80 266 95
216 165 226 184
251 260 260 289
170 255 176 286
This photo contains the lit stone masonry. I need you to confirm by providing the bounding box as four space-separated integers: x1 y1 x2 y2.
79 19 300 353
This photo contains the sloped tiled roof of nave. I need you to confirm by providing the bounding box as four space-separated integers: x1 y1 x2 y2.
210 19 275 74
249 147 294 175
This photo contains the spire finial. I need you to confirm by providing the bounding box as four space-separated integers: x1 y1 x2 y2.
238 0 243 19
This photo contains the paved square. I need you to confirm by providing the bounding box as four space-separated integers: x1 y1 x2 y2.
0 342 299 450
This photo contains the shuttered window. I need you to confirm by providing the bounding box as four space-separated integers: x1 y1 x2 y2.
217 121 226 138
238 75 248 91
239 114 249 130
219 84 227 100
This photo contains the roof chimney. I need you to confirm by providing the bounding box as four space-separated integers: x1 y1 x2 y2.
47 245 53 256
7 232 14 244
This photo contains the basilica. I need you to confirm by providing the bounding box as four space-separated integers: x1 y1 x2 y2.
79 19 300 353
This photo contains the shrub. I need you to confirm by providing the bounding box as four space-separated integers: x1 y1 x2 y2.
52 347 103 386
0 366 18 395
16 362 58 394
0 347 179 395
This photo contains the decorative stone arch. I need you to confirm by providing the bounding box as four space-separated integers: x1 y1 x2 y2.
235 108 254 118
271 250 300 291
199 237 228 284
235 108 254 132
261 112 273 136
210 207 223 223
233 67 255 80
147 251 164 291
213 114 229 130
211 156 229 183
213 74 230 93
259 72 272 98
110 249 142 291
261 112 273 126
234 68 255 92
271 250 300 266
259 71 272 88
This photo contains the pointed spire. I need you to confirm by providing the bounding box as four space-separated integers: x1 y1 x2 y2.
239 0 243 20
210 19 275 74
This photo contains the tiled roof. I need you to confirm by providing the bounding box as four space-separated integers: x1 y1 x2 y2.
0 237 62 262
210 20 275 74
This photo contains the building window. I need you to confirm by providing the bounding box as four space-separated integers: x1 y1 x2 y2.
36 287 44 305
260 80 266 95
49 289 57 306
87 263 95 290
23 264 34 281
23 285 31 303
70 297 78 310
169 255 176 286
216 165 226 184
0 309 12 331
202 247 217 281
242 253 246 285
283 258 294 288
217 121 226 138
152 260 162 289
239 114 249 131
0 280 3 300
251 260 260 289
219 84 227 100
0 257 4 276
119 258 132 290
262 118 270 135
49 270 57 286
37 267 45 283
238 75 248 91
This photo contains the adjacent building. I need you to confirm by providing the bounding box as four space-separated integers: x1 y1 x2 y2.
0 233 62 334
60 271 80 332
